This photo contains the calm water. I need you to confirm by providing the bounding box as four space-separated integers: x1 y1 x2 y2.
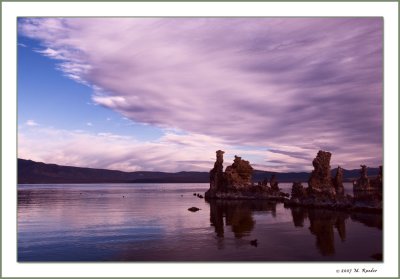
18 183 382 261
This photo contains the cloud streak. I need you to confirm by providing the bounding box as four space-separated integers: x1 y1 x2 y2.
18 18 383 171
19 127 277 172
26 120 39 126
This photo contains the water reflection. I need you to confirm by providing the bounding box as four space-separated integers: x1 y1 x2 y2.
208 200 277 238
291 207 347 256
289 207 382 257
18 184 383 261
207 199 382 258
351 212 382 230
308 209 347 256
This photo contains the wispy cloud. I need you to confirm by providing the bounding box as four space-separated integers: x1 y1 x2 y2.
86 122 93 126
18 125 379 172
34 47 65 59
26 120 39 126
18 126 265 172
18 18 383 170
18 43 27 47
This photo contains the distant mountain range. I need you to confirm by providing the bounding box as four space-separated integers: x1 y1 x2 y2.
18 158 380 184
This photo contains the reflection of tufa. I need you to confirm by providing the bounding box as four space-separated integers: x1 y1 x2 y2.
207 199 277 239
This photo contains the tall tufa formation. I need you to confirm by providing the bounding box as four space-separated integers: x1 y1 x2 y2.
370 165 383 190
307 150 336 198
209 150 225 191
353 165 382 206
332 166 344 196
286 151 381 211
291 182 307 200
269 174 280 192
353 165 371 191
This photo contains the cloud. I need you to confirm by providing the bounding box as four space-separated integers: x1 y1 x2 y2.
18 126 268 172
86 122 93 126
26 120 39 126
18 18 383 170
34 47 65 59
18 43 27 47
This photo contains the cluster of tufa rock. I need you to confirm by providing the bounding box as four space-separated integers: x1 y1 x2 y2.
354 165 383 191
307 150 336 199
209 150 254 191
352 165 382 207
225 155 254 188
286 150 382 212
205 149 382 211
288 151 348 205
205 150 286 200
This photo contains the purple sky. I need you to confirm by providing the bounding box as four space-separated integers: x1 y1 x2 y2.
18 18 382 172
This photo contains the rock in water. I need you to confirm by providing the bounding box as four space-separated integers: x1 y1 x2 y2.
269 174 280 192
188 207 200 212
291 182 307 199
353 165 382 208
332 166 344 196
285 151 381 212
354 165 371 191
259 178 268 187
307 150 336 199
250 239 258 247
205 150 286 200
286 151 350 208
370 165 383 190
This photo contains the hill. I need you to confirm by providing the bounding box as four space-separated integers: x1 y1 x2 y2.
17 158 379 184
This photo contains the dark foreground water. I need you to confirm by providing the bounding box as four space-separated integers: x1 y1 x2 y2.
18 183 382 262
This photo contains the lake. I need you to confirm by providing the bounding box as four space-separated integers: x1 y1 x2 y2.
18 183 382 261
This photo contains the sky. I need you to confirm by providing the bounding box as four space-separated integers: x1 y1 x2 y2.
17 17 383 172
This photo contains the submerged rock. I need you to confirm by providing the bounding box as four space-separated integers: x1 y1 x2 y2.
250 239 258 247
188 207 200 212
